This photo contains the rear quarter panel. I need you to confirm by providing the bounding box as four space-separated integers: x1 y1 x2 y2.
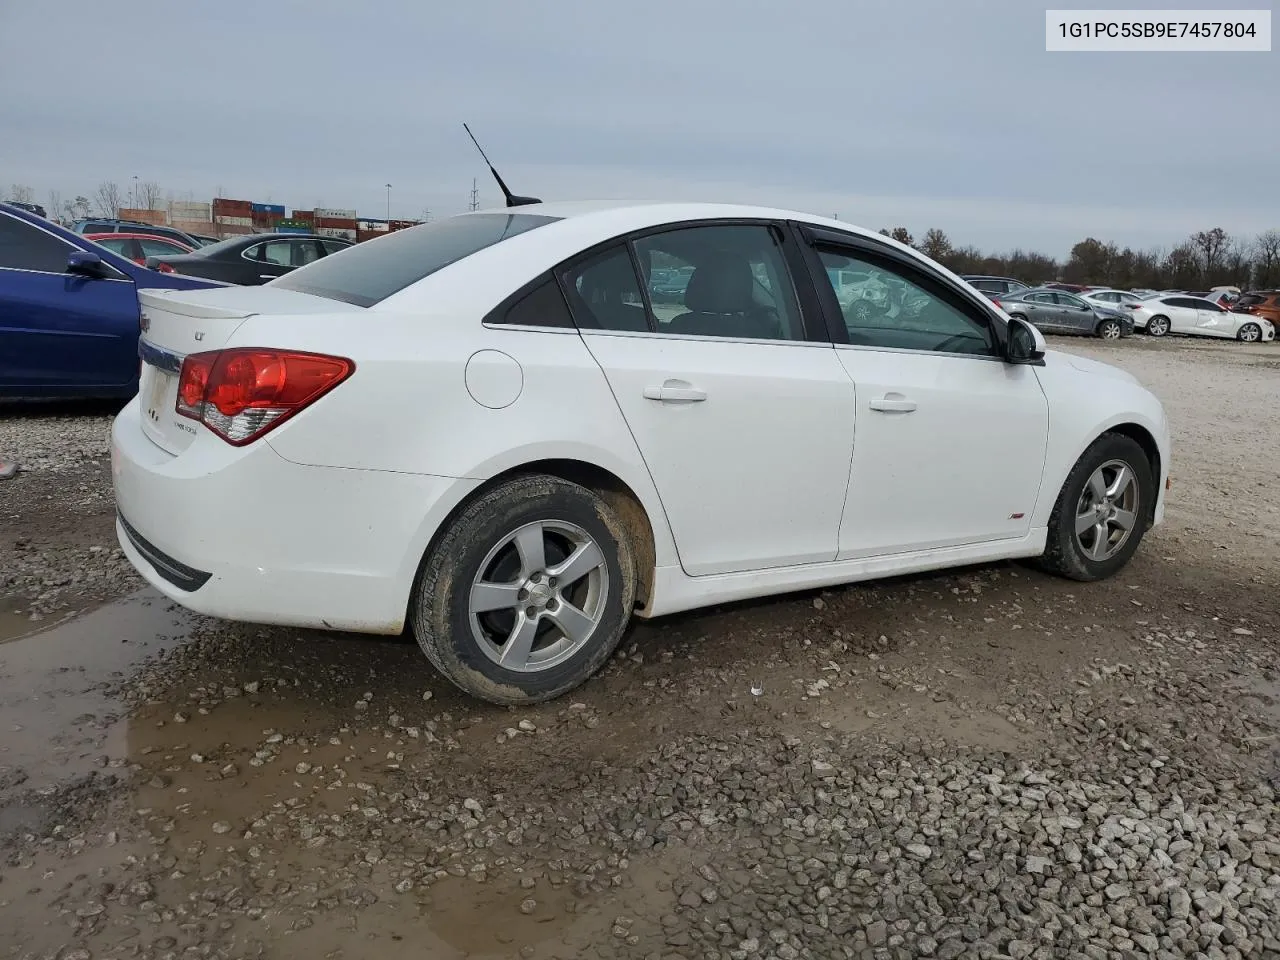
235 312 680 568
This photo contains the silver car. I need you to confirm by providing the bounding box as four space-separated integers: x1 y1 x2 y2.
998 287 1133 339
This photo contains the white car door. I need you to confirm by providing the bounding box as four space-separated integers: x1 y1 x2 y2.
1164 297 1201 333
800 227 1049 560
561 223 856 577
1191 298 1233 337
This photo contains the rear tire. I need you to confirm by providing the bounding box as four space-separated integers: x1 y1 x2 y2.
1238 322 1261 343
1147 315 1170 337
1036 433 1154 582
410 475 637 705
1096 319 1122 340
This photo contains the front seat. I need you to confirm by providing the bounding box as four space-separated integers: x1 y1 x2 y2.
665 253 781 339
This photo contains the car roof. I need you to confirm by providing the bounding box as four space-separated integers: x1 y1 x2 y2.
86 231 189 241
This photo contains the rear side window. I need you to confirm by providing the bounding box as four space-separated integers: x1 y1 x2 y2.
0 213 74 273
488 276 576 328
271 213 561 307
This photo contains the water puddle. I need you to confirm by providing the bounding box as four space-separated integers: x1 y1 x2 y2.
0 588 196 795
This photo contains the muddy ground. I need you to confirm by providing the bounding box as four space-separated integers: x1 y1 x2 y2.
1 335 1278 960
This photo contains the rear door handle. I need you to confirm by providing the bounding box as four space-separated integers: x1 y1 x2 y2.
643 380 707 403
869 394 917 413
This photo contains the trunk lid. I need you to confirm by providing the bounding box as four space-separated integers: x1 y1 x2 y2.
135 286 361 454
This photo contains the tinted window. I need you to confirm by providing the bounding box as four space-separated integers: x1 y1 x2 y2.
272 213 560 307
1057 293 1088 308
816 245 994 357
246 240 292 265
969 279 1002 293
95 237 134 257
139 237 185 257
1237 294 1265 307
632 224 803 341
490 276 576 328
1026 292 1055 304
319 240 349 256
1190 299 1220 311
1165 297 1196 308
560 245 650 332
291 239 323 266
0 213 75 273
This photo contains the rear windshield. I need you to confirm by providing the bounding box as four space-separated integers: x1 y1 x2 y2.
271 213 561 307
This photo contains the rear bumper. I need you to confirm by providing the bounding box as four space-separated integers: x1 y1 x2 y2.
111 398 478 633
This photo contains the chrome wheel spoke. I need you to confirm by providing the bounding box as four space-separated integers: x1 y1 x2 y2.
1075 510 1098 535
1086 523 1111 560
1087 470 1107 503
498 613 540 669
1105 465 1133 500
550 541 604 588
546 599 596 644
1111 508 1136 532
512 524 547 578
471 580 522 614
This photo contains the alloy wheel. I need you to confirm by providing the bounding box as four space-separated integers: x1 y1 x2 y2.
468 520 610 673
1074 459 1141 562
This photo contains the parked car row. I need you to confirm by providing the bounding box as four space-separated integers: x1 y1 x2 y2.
960 275 1275 344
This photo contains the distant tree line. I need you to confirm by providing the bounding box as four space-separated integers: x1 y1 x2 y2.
878 225 1280 290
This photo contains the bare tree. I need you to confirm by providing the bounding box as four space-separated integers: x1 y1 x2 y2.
65 195 91 221
9 184 35 204
138 180 163 211
919 228 952 263
1191 227 1229 281
1253 229 1280 289
47 189 62 222
94 181 121 219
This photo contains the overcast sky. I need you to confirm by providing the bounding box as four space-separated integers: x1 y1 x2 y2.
1 0 1275 256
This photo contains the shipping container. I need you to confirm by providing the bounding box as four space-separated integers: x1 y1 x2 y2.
275 226 312 235
276 219 312 230
316 217 359 231
215 215 253 227
170 201 211 218
314 207 357 220
388 219 421 231
171 219 215 236
117 207 167 226
250 202 286 214
358 219 389 232
317 227 357 241
212 198 253 214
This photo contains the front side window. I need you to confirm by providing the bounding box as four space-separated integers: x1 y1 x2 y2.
1057 293 1088 308
272 212 561 307
815 244 994 357
632 224 803 341
0 213 75 273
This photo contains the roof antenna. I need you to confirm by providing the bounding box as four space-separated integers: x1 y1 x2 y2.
462 123 541 208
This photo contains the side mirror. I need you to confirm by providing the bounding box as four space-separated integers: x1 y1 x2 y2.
1005 315 1045 364
67 250 107 278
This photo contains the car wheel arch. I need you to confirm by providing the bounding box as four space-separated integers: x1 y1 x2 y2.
1066 422 1163 528
405 457 662 628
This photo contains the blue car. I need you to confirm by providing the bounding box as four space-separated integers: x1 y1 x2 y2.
0 202 222 400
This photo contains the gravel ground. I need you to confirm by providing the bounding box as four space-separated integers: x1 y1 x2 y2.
2 336 1279 960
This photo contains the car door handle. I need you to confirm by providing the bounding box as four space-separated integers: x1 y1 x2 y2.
643 381 707 403
869 394 917 413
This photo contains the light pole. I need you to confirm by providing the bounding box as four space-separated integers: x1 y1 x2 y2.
385 183 391 221
132 175 139 211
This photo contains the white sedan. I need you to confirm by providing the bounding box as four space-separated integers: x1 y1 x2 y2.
111 201 1171 705
1130 294 1275 341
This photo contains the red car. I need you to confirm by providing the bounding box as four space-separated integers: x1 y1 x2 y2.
85 232 193 267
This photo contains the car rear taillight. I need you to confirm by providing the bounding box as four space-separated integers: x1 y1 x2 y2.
176 348 354 446
155 262 175 274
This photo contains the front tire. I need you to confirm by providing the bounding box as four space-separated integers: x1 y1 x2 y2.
410 475 637 705
1037 433 1154 582
1238 322 1262 343
1147 315 1170 337
1096 319 1122 340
